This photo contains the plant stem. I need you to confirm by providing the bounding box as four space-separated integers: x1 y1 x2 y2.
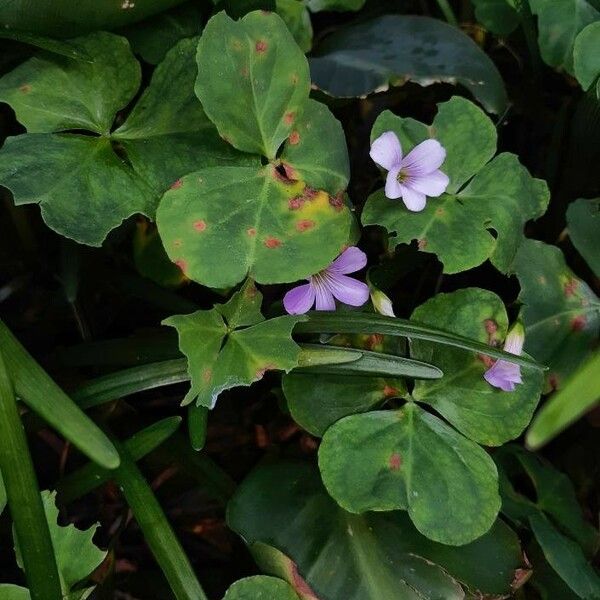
435 0 458 26
0 349 62 600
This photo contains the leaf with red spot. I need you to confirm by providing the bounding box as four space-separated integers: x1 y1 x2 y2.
195 10 311 160
156 165 356 288
511 239 600 386
163 281 305 408
279 99 350 195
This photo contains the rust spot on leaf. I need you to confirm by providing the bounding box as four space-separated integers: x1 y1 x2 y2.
170 179 183 190
247 227 257 236
255 40 267 53
418 238 427 250
289 196 304 210
389 453 402 470
19 84 31 94
435 207 445 216
264 236 282 249
193 220 206 232
571 315 587 331
484 319 498 335
174 259 187 273
511 567 533 591
291 73 299 85
564 278 578 297
173 239 182 248
256 363 276 378
548 373 560 390
366 333 383 350
202 368 212 383
289 130 300 145
296 219 315 232
283 163 298 181
284 111 295 125
289 561 319 599
477 353 495 368
231 39 242 51
383 385 399 398
329 193 344 212
240 65 249 78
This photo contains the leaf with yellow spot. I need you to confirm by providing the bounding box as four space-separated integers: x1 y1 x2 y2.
156 164 356 288
163 281 305 408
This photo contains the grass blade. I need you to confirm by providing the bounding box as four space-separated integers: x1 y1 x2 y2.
111 440 208 600
0 320 119 469
296 312 546 370
0 348 62 600
57 417 182 504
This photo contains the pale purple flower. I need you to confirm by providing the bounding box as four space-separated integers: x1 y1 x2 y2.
370 131 449 211
484 322 525 392
283 247 370 315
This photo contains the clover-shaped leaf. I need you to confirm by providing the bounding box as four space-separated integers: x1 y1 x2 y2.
156 165 356 287
195 10 311 160
411 288 544 446
229 460 525 598
362 97 550 274
164 281 304 408
223 576 300 600
0 34 252 246
511 239 600 387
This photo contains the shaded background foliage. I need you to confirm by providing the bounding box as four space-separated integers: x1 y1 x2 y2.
0 0 598 598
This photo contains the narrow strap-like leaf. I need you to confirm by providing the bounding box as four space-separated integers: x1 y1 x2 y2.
188 405 208 451
0 320 119 469
111 439 208 600
0 348 63 600
296 312 546 370
57 417 182 504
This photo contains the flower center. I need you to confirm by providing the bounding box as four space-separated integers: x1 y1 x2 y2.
396 168 409 183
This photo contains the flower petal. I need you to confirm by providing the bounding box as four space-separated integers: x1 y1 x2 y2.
400 185 427 212
370 131 402 171
329 274 370 307
484 360 522 392
314 282 336 311
407 169 449 197
330 246 367 275
402 139 446 176
385 169 403 199
283 283 315 315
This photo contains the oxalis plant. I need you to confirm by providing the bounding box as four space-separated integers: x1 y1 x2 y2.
0 1 599 599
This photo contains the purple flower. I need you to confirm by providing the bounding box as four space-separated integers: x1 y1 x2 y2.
484 322 525 392
370 131 449 211
283 247 370 315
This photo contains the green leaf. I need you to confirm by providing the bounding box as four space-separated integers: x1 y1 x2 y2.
363 98 550 274
309 15 507 113
276 0 313 52
0 319 120 469
529 0 599 74
318 403 501 545
0 585 30 599
195 10 310 159
0 31 90 60
411 288 543 446
306 0 366 11
15 491 106 595
279 99 349 194
156 165 356 287
511 239 600 387
574 22 600 90
529 513 600 599
164 281 304 407
471 0 520 35
284 373 406 436
228 460 526 598
0 32 139 134
223 576 300 600
527 350 600 450
0 34 250 246
567 197 600 277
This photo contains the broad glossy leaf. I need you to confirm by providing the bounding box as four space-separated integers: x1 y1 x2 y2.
283 373 405 436
529 513 600 599
574 22 600 90
228 461 526 598
276 0 312 52
319 403 501 545
511 239 600 387
279 99 349 194
530 0 599 74
567 197 600 276
527 351 600 450
156 165 356 287
15 492 106 596
223 576 300 600
0 32 140 134
309 15 507 113
306 0 366 10
0 586 30 599
411 288 543 446
0 35 250 246
471 0 520 35
164 281 303 407
195 10 311 159
363 98 550 274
